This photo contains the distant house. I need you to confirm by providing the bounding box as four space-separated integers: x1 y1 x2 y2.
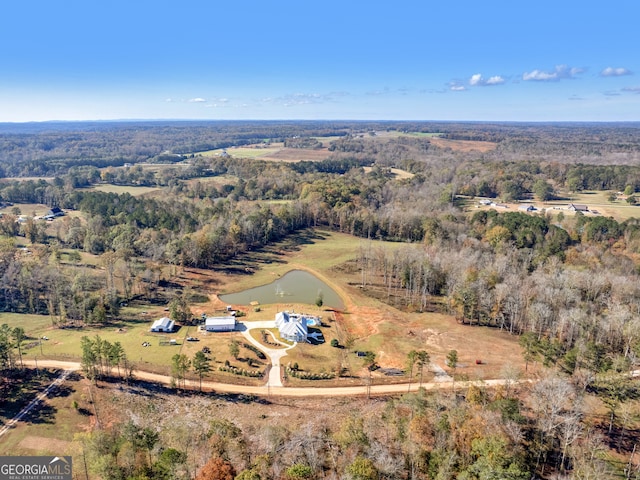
568 203 589 212
44 207 64 220
204 316 236 332
518 204 536 212
150 317 175 332
275 312 308 343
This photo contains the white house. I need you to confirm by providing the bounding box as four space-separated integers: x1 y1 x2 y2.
275 312 308 343
150 317 175 332
204 316 236 332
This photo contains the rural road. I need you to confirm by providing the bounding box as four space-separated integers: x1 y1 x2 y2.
20 359 525 397
0 369 73 439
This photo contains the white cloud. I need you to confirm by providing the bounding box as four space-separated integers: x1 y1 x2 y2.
486 75 505 85
188 97 206 103
523 65 585 82
622 86 640 94
469 74 483 86
450 84 466 91
601 67 633 77
468 73 505 86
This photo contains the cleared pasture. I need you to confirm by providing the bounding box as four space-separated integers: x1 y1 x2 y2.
89 184 163 196
195 145 283 158
363 166 415 179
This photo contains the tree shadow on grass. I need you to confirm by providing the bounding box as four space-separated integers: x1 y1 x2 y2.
216 229 329 276
21 402 57 425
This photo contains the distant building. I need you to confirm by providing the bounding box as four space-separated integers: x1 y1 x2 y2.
275 312 308 343
150 317 175 332
568 203 589 212
43 207 64 220
518 204 536 212
204 316 236 332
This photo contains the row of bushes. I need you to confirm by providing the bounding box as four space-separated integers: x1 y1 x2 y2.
242 342 267 360
285 365 335 381
219 365 263 378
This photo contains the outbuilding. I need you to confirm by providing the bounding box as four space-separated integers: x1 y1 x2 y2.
150 317 175 332
205 316 237 332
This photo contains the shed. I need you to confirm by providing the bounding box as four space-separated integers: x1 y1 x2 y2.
151 317 175 332
205 316 236 332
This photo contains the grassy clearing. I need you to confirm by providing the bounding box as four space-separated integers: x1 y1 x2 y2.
195 146 283 158
184 174 238 187
0 203 50 217
363 166 415 180
89 184 163 196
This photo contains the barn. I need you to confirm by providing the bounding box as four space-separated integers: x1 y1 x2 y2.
150 317 175 332
205 316 237 332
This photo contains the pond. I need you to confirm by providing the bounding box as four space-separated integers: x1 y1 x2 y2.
219 270 345 310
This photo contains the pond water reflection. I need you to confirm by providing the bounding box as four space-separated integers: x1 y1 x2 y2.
219 270 345 309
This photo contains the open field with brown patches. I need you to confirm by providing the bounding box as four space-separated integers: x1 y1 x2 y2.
194 143 336 163
259 148 332 162
427 136 498 152
88 184 163 196
363 166 415 179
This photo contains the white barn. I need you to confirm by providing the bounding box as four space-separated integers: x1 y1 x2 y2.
205 316 236 332
151 317 175 332
275 312 308 343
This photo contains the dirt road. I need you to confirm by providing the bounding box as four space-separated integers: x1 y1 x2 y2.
21 359 526 398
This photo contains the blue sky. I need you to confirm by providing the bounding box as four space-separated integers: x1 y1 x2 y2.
1 0 639 122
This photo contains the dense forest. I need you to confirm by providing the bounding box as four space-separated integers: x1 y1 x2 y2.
2 121 640 479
